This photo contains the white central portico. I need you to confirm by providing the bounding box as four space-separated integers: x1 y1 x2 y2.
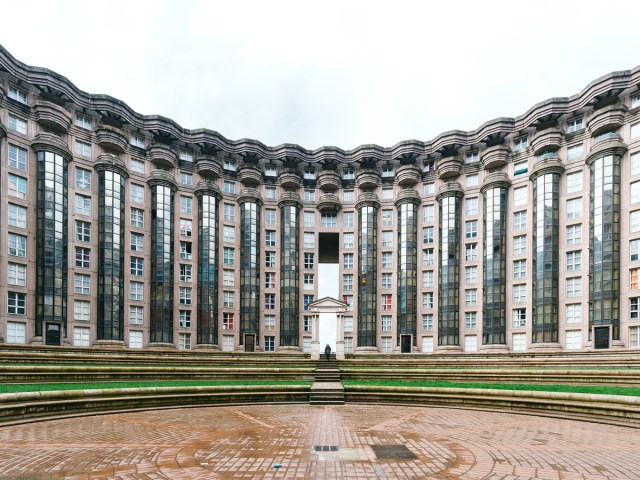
308 297 348 360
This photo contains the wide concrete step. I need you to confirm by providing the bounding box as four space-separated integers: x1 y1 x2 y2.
310 381 345 404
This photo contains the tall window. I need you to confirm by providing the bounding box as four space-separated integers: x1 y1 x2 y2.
4 177 28 204
8 145 28 171
321 213 337 227
343 212 354 228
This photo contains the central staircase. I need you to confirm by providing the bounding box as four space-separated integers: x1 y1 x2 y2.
310 354 345 405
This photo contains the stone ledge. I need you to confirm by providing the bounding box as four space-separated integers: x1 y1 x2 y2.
344 386 640 428
0 385 311 427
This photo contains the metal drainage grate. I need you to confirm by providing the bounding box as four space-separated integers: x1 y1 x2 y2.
313 445 339 452
371 444 417 460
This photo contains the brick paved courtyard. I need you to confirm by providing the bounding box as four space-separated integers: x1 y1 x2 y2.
0 405 639 479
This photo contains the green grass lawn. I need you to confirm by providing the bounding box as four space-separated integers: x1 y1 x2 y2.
343 379 640 397
0 380 312 394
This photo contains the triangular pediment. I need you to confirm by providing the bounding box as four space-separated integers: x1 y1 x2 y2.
308 296 348 309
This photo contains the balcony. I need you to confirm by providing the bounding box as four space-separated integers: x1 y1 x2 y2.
237 164 262 186
435 182 464 202
480 172 511 193
316 193 342 212
586 133 628 165
279 169 303 189
587 104 627 136
396 164 421 186
33 100 72 133
94 154 129 177
30 132 72 162
317 170 341 191
530 128 563 155
437 156 463 179
147 169 178 191
356 169 380 189
394 188 421 207
196 155 222 179
96 126 128 153
194 180 222 199
481 145 510 171
147 143 177 169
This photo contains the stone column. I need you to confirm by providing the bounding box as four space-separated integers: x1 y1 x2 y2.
311 310 320 359
336 310 345 359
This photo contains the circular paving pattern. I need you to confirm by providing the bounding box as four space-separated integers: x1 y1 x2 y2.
0 405 639 479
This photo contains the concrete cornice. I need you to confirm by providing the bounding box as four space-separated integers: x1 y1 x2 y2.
1 43 639 165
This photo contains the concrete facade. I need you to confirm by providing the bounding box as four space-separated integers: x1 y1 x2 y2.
1 43 640 353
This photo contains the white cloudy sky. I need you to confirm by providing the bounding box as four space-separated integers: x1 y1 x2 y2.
2 0 640 151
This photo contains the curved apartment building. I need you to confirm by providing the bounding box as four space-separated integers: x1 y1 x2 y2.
1 44 640 353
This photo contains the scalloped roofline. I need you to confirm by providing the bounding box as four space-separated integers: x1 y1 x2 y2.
1 43 639 161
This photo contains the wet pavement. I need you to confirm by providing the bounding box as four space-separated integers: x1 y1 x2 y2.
0 404 639 479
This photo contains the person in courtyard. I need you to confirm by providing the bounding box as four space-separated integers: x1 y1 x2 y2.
324 344 331 361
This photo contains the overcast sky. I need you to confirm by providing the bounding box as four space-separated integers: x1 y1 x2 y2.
2 1 640 150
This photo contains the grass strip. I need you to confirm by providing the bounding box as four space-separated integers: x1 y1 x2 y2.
342 379 640 397
0 380 312 394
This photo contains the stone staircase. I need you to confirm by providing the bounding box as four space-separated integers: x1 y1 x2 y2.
310 354 345 405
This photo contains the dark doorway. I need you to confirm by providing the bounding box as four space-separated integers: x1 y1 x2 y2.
594 327 610 349
244 334 255 352
400 335 412 353
45 324 61 346
319 232 340 264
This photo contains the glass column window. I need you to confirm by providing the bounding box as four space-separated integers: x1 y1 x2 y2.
96 166 127 341
589 154 622 340
397 194 419 346
35 150 68 339
532 168 562 343
438 189 462 346
358 198 379 348
280 195 301 347
239 192 262 344
482 183 508 345
197 188 220 345
149 181 176 343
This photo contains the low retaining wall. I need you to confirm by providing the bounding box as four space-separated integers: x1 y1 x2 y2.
344 385 640 428
339 368 640 386
0 385 311 427
1 383 639 429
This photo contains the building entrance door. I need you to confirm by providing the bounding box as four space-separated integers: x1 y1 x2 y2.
594 327 610 349
45 323 61 346
244 334 255 352
400 335 412 353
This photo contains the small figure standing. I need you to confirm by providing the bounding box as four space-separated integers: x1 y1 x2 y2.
324 344 331 361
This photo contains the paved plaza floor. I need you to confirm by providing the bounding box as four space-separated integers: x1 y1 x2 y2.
0 404 639 479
